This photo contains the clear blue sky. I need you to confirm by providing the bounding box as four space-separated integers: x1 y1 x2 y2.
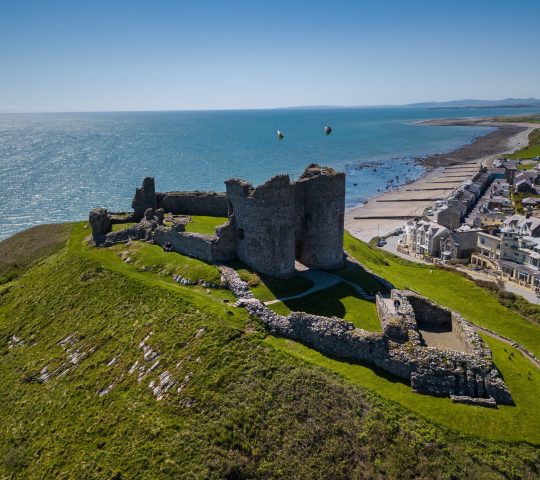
1 0 539 112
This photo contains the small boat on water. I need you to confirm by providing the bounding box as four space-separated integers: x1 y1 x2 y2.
276 130 284 140
323 125 332 136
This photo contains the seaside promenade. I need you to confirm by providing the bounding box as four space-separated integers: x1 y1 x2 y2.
345 119 537 242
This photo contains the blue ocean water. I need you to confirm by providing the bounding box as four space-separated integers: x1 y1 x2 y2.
0 107 537 240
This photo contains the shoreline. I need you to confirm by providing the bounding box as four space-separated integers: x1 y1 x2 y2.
345 116 539 242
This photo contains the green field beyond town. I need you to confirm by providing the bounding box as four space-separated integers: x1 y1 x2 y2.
0 220 539 478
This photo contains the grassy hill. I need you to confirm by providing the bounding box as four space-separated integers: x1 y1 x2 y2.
0 223 539 479
508 128 540 159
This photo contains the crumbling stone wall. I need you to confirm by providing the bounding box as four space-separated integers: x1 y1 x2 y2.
221 266 512 406
131 177 157 220
294 164 345 269
89 208 112 244
156 191 228 217
114 166 346 276
226 175 297 278
376 295 409 343
91 207 163 246
153 219 236 263
406 294 452 328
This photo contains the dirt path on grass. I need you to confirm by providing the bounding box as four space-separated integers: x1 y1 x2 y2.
263 269 372 305
472 324 540 369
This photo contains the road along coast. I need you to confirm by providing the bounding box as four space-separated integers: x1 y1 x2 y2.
345 117 540 242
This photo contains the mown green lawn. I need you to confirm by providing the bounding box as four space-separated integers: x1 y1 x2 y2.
270 283 381 332
185 215 227 235
235 266 314 302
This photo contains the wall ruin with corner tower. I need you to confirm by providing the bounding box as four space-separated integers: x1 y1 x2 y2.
90 164 346 278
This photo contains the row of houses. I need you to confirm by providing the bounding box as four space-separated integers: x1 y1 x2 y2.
398 159 540 291
472 215 540 290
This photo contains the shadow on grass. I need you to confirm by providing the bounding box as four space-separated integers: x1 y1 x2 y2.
281 283 355 318
333 258 391 295
229 260 315 302
274 283 382 332
271 334 410 387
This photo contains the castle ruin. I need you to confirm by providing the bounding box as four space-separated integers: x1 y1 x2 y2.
90 164 345 278
87 164 513 406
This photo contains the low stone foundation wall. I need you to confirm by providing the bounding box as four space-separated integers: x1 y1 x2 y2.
220 266 513 406
407 294 452 328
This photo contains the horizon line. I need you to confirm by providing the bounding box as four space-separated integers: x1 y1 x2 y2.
1 98 540 115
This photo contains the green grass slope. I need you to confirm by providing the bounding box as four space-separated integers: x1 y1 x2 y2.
0 224 72 284
345 234 540 358
508 128 540 159
0 225 539 478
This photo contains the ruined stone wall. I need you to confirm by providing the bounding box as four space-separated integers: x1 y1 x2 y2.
131 177 157 220
154 230 214 262
220 267 513 405
405 294 452 328
211 220 237 261
226 175 296 278
156 191 228 217
294 165 345 269
153 219 236 263
125 166 346 277
376 294 408 343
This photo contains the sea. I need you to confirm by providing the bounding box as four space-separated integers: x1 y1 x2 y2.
0 107 537 240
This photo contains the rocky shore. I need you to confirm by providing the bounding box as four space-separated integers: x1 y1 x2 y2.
345 116 539 242
416 124 527 168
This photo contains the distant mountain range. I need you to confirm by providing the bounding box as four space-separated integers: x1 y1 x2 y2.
407 98 540 109
285 98 540 110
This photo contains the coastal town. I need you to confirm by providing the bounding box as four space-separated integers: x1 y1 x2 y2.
346 119 540 301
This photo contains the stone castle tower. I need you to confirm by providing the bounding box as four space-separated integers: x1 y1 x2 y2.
226 164 345 277
226 175 297 278
294 165 345 270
